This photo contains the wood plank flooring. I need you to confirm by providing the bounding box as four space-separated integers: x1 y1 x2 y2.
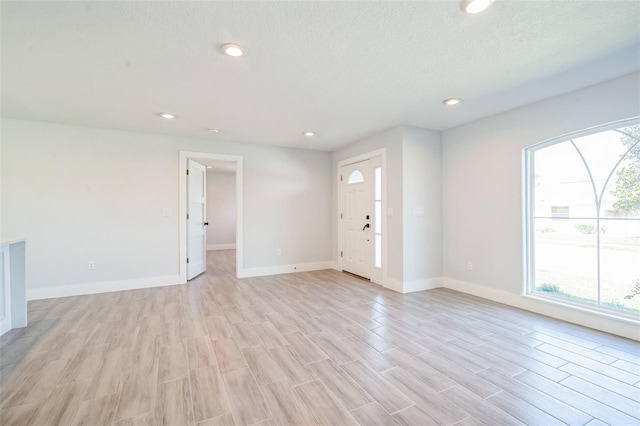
1 249 639 425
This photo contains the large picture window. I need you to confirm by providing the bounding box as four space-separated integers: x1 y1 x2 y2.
525 119 640 317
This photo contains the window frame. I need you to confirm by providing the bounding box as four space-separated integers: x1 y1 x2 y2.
374 166 382 270
347 169 365 184
523 116 640 321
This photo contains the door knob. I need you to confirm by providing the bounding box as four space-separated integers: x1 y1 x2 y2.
204 222 209 226
362 223 370 231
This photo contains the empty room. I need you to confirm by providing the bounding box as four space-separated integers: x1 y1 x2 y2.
1 1 639 425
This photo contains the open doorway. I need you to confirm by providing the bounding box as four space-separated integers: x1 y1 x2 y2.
179 151 243 282
204 162 237 251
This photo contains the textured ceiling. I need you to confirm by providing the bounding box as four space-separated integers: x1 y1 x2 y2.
1 1 639 151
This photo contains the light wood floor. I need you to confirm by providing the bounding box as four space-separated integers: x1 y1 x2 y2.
1 250 639 426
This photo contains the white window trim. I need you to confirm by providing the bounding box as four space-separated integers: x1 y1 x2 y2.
522 116 640 323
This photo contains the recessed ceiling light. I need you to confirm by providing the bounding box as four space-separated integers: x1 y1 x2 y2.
461 0 494 14
443 98 462 106
159 112 175 119
208 128 220 133
303 131 315 137
221 43 244 57
206 166 212 169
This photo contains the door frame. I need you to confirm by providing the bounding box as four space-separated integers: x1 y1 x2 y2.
337 148 387 285
179 151 244 282
0 246 11 336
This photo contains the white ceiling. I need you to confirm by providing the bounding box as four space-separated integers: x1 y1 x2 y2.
2 1 639 151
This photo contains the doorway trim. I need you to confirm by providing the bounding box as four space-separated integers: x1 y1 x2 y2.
179 151 244 282
337 148 387 285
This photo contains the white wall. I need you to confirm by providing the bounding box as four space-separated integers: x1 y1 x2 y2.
4 73 638 337
206 171 236 249
402 126 442 287
1 118 333 298
333 126 444 292
442 72 640 339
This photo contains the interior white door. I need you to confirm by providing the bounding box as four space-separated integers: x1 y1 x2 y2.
187 160 207 280
342 160 372 279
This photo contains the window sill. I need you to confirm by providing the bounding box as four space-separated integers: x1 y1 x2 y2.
524 293 640 326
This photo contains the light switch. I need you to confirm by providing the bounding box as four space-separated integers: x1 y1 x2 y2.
163 208 172 217
387 208 394 216
413 207 424 217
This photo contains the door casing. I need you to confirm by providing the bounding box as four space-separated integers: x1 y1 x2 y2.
0 248 11 335
337 149 386 285
179 152 243 282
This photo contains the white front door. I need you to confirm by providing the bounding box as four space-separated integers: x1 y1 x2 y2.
187 160 207 279
342 160 372 279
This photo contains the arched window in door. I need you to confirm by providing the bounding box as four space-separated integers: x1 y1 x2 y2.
347 170 364 184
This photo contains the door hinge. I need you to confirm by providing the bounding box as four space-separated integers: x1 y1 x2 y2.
187 213 189 220
187 169 190 175
340 213 343 219
340 175 343 182
187 258 189 264
340 251 343 257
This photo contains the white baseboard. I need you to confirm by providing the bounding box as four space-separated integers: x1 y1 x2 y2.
383 278 404 293
239 262 335 279
378 275 638 340
443 278 520 306
442 277 640 342
380 277 442 294
27 275 182 301
207 244 236 250
402 277 443 293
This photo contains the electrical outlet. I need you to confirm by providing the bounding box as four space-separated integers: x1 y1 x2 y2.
276 249 282 256
88 261 95 270
467 261 473 271
162 208 172 217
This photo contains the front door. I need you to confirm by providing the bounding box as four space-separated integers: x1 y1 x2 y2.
187 160 207 279
342 160 372 279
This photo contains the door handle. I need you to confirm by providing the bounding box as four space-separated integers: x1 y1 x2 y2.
204 222 209 226
362 223 370 231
